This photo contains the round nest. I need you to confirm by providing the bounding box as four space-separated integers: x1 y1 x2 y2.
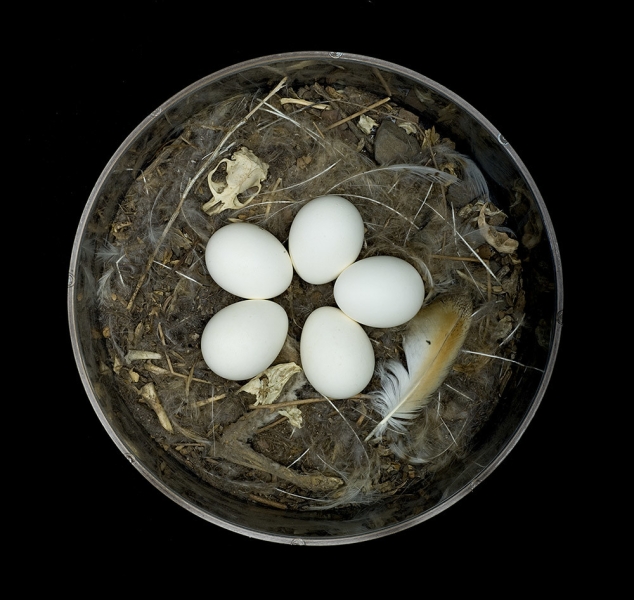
90 75 543 514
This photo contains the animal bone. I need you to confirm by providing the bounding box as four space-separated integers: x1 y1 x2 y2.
202 146 269 215
138 382 173 433
477 202 519 254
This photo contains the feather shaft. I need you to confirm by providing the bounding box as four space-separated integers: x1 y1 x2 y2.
365 295 472 441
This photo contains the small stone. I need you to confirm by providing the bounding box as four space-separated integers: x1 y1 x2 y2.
374 120 422 165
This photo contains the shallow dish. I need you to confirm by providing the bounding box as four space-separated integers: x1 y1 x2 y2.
68 51 563 545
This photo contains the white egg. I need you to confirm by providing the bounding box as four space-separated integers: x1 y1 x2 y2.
300 306 375 399
334 255 425 328
201 300 288 380
205 222 293 299
288 195 365 285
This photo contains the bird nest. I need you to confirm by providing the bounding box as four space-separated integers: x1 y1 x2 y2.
89 74 549 515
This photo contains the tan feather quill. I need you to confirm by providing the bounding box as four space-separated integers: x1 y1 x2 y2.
365 295 472 441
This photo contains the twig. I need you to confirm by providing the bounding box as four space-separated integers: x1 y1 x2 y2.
456 269 503 294
248 494 288 510
279 98 330 110
255 416 288 433
249 394 370 410
153 320 213 385
324 96 391 131
372 67 392 97
185 364 194 398
143 361 212 385
250 397 334 410
193 393 227 408
355 402 367 427
431 254 489 263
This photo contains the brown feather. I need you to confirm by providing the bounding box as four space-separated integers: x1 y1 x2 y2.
365 294 473 441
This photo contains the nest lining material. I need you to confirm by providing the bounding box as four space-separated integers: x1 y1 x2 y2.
93 76 534 512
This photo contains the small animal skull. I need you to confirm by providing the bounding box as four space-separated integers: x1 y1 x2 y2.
202 147 269 215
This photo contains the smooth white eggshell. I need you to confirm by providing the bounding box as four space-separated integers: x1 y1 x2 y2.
288 195 365 284
205 222 293 299
300 306 375 399
201 300 288 380
334 255 425 327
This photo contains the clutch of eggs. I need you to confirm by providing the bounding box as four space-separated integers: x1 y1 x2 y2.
200 195 425 400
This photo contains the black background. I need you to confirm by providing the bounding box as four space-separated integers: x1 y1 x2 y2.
27 0 581 580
